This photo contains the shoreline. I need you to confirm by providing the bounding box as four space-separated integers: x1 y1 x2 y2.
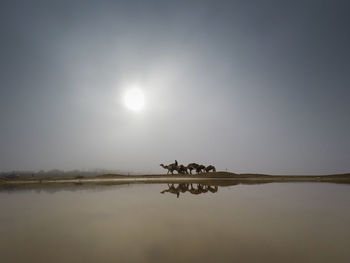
1 172 350 187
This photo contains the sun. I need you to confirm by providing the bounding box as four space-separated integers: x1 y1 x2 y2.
124 87 145 111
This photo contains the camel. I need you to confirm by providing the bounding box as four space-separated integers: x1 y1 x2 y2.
198 184 208 193
207 185 218 193
160 183 191 198
160 163 177 174
160 161 187 175
196 164 206 174
187 163 199 174
160 183 180 198
189 184 205 195
160 183 219 197
177 164 188 174
205 165 216 172
178 183 190 193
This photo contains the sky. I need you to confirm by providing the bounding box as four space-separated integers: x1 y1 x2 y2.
1 0 349 174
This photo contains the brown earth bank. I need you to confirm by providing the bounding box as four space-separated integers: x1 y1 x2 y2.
1 172 350 189
99 172 350 179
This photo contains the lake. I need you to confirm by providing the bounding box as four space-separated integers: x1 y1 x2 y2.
0 182 349 263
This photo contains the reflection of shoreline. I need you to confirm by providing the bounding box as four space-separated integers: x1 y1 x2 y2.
161 183 218 198
0 180 257 194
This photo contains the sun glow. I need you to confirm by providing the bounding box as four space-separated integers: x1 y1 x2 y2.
124 87 145 111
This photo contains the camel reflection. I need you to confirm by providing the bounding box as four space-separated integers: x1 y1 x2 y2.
160 183 218 198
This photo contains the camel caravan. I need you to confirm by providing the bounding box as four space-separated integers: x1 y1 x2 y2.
160 160 216 175
161 183 218 198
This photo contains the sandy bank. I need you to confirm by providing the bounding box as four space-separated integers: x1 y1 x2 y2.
1 172 349 187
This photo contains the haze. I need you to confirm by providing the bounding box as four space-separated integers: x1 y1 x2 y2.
1 0 349 174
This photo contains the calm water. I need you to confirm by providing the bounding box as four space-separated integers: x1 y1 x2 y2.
0 182 349 263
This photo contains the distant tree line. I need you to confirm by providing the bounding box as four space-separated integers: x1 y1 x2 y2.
0 169 129 179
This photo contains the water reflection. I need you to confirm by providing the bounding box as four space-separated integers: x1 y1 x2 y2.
1 177 283 195
1 183 350 263
0 180 242 194
160 183 218 198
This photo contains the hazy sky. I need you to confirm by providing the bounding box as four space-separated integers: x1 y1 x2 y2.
1 0 349 174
